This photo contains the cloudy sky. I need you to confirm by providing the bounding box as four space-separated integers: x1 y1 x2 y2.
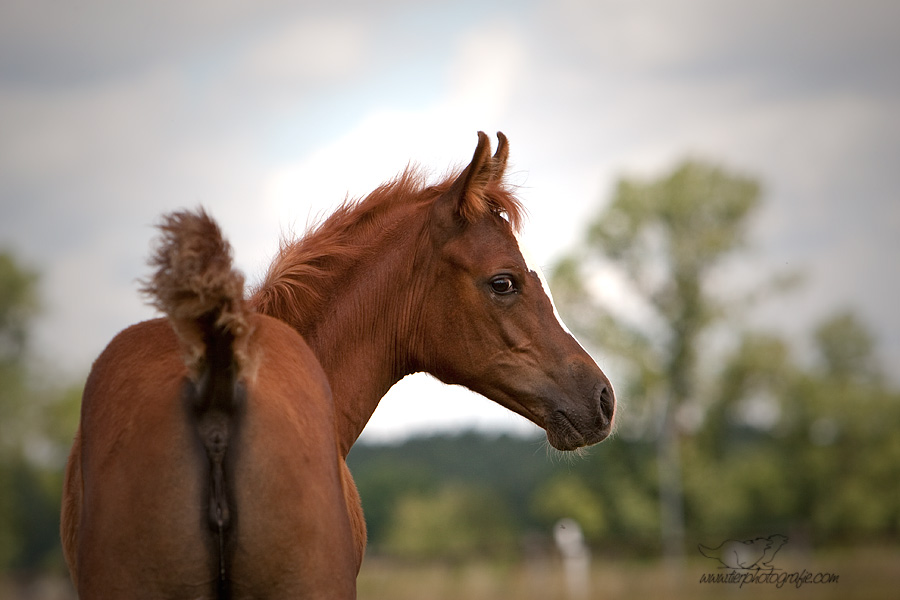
2 0 898 442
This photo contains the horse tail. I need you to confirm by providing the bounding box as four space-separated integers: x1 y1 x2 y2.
142 207 251 374
142 208 250 597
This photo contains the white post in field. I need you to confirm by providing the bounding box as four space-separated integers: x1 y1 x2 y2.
553 518 590 599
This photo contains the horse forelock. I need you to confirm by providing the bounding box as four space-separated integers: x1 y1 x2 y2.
459 179 526 232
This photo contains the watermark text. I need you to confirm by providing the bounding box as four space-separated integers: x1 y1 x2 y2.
697 534 839 590
699 567 839 589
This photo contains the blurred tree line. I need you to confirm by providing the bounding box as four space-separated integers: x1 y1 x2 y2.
1 158 898 577
0 252 80 576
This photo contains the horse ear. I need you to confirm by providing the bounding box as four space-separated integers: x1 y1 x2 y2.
491 131 509 180
458 130 494 202
437 131 507 227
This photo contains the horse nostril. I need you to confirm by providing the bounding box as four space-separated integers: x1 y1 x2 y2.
594 383 615 428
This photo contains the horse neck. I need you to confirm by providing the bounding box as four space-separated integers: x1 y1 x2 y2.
265 208 430 458
309 268 419 457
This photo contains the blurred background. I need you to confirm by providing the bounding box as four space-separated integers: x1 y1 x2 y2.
1 1 898 598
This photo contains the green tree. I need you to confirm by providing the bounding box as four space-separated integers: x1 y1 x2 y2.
813 310 880 384
0 252 81 573
699 333 794 455
0 251 40 568
780 312 900 542
0 252 39 362
553 160 762 561
384 484 518 562
532 474 607 541
0 252 39 458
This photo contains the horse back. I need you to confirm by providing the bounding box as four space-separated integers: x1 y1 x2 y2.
73 314 356 598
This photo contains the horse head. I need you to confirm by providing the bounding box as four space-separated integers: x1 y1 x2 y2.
414 132 615 450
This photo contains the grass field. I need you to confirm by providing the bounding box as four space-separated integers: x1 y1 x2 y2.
357 545 900 600
3 546 897 599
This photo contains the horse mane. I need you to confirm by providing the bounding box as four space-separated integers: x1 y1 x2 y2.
249 165 525 331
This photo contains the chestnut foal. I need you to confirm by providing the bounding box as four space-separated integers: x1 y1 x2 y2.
61 132 615 598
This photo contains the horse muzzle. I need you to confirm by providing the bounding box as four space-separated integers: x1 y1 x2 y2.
545 382 615 451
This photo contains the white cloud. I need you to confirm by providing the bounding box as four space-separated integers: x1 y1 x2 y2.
446 23 526 118
258 22 531 230
232 17 370 86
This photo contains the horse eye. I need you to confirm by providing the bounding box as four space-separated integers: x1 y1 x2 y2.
489 276 516 295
